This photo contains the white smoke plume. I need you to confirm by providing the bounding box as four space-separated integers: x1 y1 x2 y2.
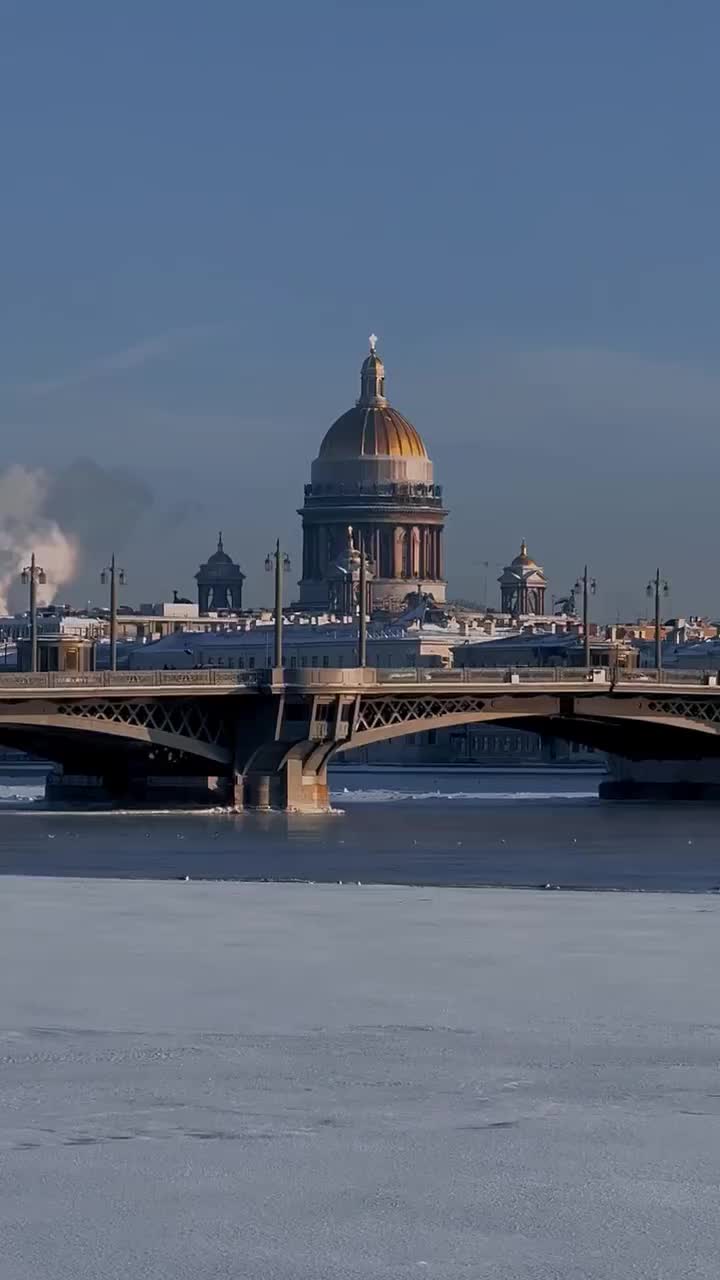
0 465 78 614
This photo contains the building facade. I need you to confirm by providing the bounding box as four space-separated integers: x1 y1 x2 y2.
298 338 447 614
127 623 462 672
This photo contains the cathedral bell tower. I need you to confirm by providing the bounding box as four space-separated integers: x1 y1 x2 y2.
498 541 547 617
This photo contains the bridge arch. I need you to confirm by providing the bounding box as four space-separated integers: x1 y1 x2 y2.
342 691 720 757
0 699 233 769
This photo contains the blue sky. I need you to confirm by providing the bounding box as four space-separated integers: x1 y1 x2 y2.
1 0 720 615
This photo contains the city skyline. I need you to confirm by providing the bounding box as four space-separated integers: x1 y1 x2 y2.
0 337 712 624
2 3 720 616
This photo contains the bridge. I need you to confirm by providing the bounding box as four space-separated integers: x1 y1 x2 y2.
1 666 720 807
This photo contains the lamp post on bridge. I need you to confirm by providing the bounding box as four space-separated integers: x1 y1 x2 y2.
356 532 377 669
647 569 669 673
265 541 290 670
574 566 597 669
20 554 47 674
101 555 126 672
358 532 368 668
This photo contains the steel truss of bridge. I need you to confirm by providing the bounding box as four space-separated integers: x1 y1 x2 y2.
1 667 720 809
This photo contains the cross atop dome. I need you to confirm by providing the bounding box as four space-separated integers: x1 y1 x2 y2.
369 333 378 353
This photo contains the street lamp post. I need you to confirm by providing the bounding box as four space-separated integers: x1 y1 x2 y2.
358 531 367 668
20 553 47 673
646 569 669 673
101 554 126 672
574 566 597 669
265 541 290 670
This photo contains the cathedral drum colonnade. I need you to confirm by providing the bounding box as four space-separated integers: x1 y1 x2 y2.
298 337 447 614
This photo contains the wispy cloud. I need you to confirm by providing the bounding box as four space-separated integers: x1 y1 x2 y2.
19 326 212 396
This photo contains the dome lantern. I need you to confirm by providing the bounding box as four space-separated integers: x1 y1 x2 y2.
358 333 387 407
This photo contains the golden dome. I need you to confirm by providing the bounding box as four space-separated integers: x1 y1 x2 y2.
319 404 428 460
318 338 429 461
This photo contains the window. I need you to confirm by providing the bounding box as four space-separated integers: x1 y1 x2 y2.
301 655 308 668
312 655 319 667
427 730 437 745
322 655 329 668
290 655 297 669
248 656 255 669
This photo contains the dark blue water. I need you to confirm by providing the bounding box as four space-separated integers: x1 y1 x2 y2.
1 767 720 891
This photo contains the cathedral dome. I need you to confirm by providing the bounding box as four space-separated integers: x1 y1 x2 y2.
317 337 429 462
319 404 428 461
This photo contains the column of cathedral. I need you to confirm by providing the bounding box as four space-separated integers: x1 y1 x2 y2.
303 519 442 587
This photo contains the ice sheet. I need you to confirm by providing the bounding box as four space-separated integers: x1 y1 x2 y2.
1 880 718 1278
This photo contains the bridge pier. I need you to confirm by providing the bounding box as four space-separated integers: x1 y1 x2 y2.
601 755 720 801
240 769 330 813
240 744 333 813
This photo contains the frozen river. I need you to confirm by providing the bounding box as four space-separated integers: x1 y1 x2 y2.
2 878 719 1278
3 766 720 890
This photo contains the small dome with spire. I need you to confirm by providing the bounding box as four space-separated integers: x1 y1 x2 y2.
511 540 538 568
207 532 234 566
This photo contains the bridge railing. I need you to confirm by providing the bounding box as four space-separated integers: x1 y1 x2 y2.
0 666 716 692
281 666 720 686
374 666 719 685
0 669 265 690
